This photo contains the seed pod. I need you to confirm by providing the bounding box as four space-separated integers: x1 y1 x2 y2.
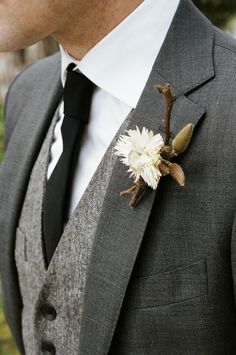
169 163 185 186
172 123 194 154
159 162 170 176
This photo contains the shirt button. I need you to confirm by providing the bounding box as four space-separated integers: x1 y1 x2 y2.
40 303 57 321
41 341 56 355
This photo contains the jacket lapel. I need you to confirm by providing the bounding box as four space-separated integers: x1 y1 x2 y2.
79 0 215 353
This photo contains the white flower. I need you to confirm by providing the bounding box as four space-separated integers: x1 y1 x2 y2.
114 126 164 189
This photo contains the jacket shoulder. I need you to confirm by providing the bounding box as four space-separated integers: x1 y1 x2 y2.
212 26 236 91
214 26 236 55
4 52 61 149
203 27 236 132
6 52 60 105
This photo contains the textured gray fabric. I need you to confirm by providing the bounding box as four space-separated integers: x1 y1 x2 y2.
0 54 62 353
15 102 133 354
0 0 236 354
15 107 60 354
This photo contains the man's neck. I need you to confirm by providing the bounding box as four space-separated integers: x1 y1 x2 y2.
52 0 143 61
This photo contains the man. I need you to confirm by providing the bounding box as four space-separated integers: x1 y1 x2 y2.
0 0 236 353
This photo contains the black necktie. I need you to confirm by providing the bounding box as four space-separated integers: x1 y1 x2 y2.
43 65 95 267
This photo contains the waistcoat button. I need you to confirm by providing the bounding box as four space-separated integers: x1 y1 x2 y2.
41 341 56 354
40 303 57 321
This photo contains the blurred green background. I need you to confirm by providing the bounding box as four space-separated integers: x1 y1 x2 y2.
195 0 236 26
0 108 3 162
0 0 236 354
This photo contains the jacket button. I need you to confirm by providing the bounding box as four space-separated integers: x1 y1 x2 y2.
40 303 57 321
41 341 56 354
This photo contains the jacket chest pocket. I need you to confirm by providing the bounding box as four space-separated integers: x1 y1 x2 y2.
128 258 208 309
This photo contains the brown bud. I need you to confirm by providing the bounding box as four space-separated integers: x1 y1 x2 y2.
161 145 178 159
172 123 194 154
154 83 176 102
161 145 172 155
154 83 171 95
169 163 185 186
159 162 170 176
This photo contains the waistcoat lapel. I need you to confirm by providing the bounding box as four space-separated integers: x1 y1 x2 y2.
78 0 215 353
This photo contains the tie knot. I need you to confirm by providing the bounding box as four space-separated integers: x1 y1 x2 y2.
63 65 95 122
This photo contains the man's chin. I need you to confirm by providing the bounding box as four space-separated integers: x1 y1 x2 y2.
0 35 28 53
0 39 40 53
0 44 26 52
0 27 48 52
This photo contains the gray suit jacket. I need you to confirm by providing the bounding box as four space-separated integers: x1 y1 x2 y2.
1 0 236 353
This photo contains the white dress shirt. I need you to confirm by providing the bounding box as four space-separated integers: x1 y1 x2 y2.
47 0 180 218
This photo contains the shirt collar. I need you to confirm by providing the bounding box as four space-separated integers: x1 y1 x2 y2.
60 0 180 108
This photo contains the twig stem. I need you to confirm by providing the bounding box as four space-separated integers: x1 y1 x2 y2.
155 84 176 145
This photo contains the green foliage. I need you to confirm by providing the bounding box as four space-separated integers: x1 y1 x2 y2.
0 108 3 162
194 0 236 26
0 293 19 355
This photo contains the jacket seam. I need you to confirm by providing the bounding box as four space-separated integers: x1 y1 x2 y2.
214 43 236 55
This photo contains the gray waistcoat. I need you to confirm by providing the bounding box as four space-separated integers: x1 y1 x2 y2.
15 107 132 354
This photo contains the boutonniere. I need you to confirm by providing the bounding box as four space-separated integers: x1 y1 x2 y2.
114 84 194 208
